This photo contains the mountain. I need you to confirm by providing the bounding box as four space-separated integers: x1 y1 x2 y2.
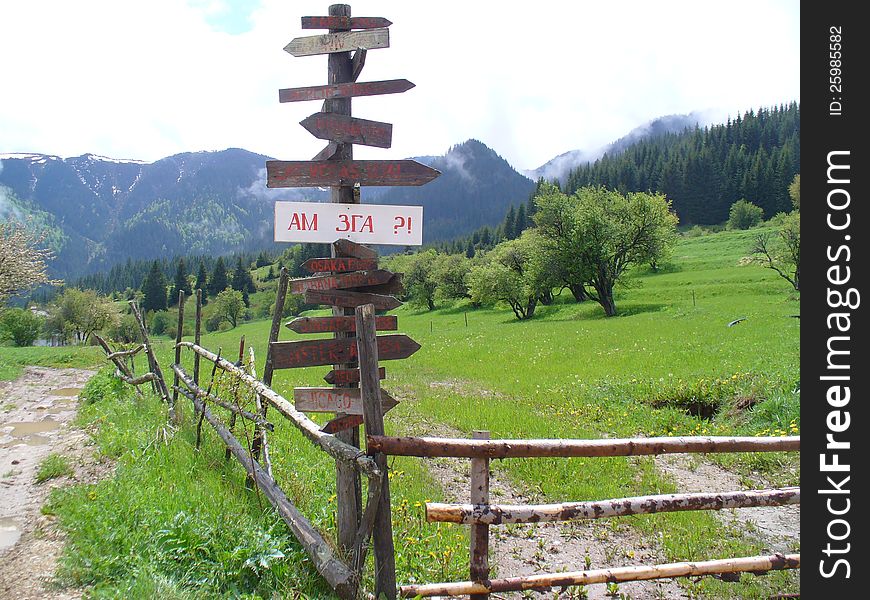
529 112 711 183
363 140 535 243
1 141 533 279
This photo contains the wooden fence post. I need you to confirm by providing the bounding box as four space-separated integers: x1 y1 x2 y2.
172 290 185 422
193 289 202 387
129 300 173 421
256 267 289 464
356 303 396 598
470 430 490 599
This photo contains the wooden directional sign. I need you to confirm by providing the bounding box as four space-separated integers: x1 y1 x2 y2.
285 28 389 57
287 315 398 334
301 16 393 30
301 112 393 148
279 79 415 103
291 270 393 294
351 273 404 296
267 159 440 188
302 257 378 273
305 289 401 310
322 414 363 435
271 334 420 369
334 239 378 260
294 387 398 415
324 367 386 385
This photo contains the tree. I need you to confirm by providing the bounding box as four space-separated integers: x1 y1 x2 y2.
404 250 439 311
208 257 229 297
788 174 800 210
170 258 192 305
434 253 472 301
212 288 245 328
727 199 764 230
141 260 168 312
195 261 208 304
46 288 118 344
0 308 44 346
0 219 60 305
231 256 256 306
571 186 678 317
753 200 800 291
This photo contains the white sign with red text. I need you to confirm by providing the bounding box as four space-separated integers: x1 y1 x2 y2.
274 201 423 245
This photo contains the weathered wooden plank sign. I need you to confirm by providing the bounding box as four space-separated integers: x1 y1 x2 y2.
271 334 421 369
350 273 404 296
321 414 364 435
334 238 378 260
302 257 378 273
285 28 389 57
274 201 423 245
324 366 386 385
290 270 393 294
267 160 439 188
294 386 398 415
305 289 400 310
287 315 398 334
301 16 392 30
301 112 393 148
278 79 415 103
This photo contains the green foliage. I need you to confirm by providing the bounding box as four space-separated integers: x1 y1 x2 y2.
170 258 192 306
149 311 171 336
108 313 142 344
0 307 44 347
36 453 73 483
727 199 764 230
141 260 168 312
46 288 118 344
212 288 246 328
208 257 228 298
0 345 103 381
788 173 800 210
752 211 799 290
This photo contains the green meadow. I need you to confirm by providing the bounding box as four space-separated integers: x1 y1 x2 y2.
27 227 799 598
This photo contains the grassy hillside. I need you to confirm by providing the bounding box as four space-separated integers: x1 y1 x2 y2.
40 227 799 598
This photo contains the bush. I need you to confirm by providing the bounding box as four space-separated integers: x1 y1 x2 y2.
149 311 170 336
0 308 44 346
727 199 764 230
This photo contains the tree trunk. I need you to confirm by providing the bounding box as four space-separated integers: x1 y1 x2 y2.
568 284 588 302
597 286 617 317
539 289 554 305
523 297 537 319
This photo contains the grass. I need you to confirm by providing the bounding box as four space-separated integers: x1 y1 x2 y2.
45 227 798 598
0 344 103 381
35 453 74 483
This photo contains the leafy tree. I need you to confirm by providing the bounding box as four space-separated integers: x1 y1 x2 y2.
150 311 171 336
212 288 246 328
788 174 800 210
170 258 192 305
434 253 472 301
46 288 118 344
208 257 229 297
403 250 439 311
141 260 168 312
727 199 764 230
569 186 678 317
0 308 44 346
1 219 60 305
752 213 799 291
532 183 590 302
467 232 553 320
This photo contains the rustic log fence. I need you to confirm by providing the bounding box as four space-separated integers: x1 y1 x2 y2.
369 431 800 598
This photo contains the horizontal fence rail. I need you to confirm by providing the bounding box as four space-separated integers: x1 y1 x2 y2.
399 553 801 597
426 486 800 525
367 434 800 459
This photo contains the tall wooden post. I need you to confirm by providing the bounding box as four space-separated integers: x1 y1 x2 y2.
470 430 491 599
193 289 202 387
256 267 289 464
327 2 362 555
172 290 185 421
356 303 396 598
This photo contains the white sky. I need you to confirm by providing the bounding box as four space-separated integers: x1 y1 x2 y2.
0 0 800 171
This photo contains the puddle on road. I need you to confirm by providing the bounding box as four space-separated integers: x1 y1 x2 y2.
0 517 22 551
6 420 60 436
50 387 82 397
1 435 50 449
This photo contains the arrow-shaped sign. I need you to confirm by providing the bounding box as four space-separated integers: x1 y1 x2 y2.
300 112 393 148
324 367 386 385
302 257 379 273
287 315 398 334
285 28 389 57
294 387 398 415
301 16 393 30
279 79 415 103
321 414 363 435
271 334 420 369
304 289 401 310
267 159 440 187
333 239 378 260
291 270 394 294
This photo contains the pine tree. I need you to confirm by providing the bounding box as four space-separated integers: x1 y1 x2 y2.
170 258 192 305
503 205 517 240
208 257 228 297
141 260 168 312
516 203 527 235
231 256 256 306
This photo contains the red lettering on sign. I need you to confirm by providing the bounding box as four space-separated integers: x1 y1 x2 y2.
288 213 318 231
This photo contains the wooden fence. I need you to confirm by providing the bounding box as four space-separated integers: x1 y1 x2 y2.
98 293 800 598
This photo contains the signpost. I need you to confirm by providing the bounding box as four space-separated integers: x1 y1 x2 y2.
275 201 423 245
268 7 436 592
